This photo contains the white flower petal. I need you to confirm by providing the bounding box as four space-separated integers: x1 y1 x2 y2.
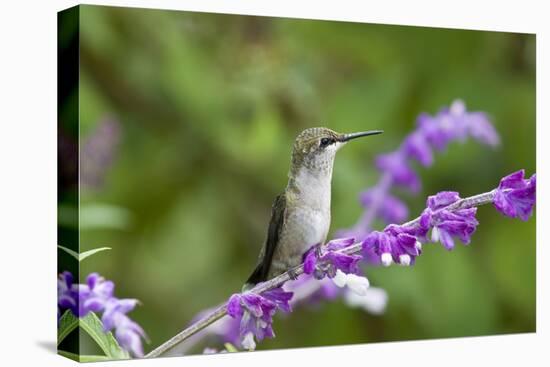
415 241 422 251
345 273 370 296
241 332 256 351
343 287 388 315
450 99 466 116
399 254 411 266
331 269 348 288
381 252 393 267
431 226 440 242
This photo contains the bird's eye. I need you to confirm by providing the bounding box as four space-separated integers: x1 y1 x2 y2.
320 138 332 147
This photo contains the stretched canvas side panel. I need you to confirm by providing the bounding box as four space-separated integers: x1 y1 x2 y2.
57 5 81 362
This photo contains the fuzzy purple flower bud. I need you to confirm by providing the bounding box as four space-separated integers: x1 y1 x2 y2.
58 271 78 318
362 226 422 266
102 298 148 357
402 131 433 166
375 152 420 192
417 100 499 152
57 271 147 358
417 112 461 151
430 208 479 250
227 287 293 349
424 191 479 250
79 273 115 316
493 169 536 221
303 238 362 279
360 190 409 224
465 111 500 146
427 191 461 211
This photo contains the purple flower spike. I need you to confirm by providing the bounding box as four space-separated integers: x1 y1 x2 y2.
375 152 421 192
228 294 244 318
80 273 115 315
262 287 294 313
340 100 499 243
403 131 433 166
431 208 479 250
360 190 409 224
102 298 147 357
416 99 498 153
362 227 422 267
303 248 317 275
427 191 461 211
58 271 78 317
303 239 362 278
465 112 500 146
417 112 460 151
493 170 536 221
227 287 293 349
57 271 147 358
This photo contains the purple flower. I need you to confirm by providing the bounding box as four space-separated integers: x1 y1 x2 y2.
417 111 461 151
430 208 479 250
360 190 409 224
58 271 78 318
227 287 293 349
375 152 420 192
57 271 147 358
102 299 147 357
493 169 536 221
303 238 362 279
427 191 461 211
416 100 499 152
420 191 479 250
362 226 422 266
78 273 114 316
402 131 433 166
417 100 469 150
465 111 500 146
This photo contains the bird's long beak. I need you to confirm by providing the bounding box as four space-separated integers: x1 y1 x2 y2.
339 130 384 142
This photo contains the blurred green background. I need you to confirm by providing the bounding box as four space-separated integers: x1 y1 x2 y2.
62 4 536 355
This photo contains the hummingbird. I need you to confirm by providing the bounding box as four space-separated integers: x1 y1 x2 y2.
244 127 383 289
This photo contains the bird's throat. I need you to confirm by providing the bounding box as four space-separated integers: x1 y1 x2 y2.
287 167 333 211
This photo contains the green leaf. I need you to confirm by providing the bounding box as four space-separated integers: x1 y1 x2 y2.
57 310 79 346
80 312 129 359
58 245 111 262
58 350 111 362
78 247 112 261
57 245 79 261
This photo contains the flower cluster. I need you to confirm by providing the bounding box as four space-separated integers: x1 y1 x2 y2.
301 238 371 298
57 272 147 357
425 192 479 250
227 287 293 350
341 100 499 242
493 169 536 221
376 100 498 193
360 189 408 224
363 171 535 266
362 226 423 266
303 238 362 279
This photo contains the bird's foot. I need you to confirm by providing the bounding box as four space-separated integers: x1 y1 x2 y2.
315 243 324 259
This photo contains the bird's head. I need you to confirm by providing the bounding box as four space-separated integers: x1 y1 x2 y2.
290 127 383 175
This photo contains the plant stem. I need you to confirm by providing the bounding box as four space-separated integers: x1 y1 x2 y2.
145 188 496 358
